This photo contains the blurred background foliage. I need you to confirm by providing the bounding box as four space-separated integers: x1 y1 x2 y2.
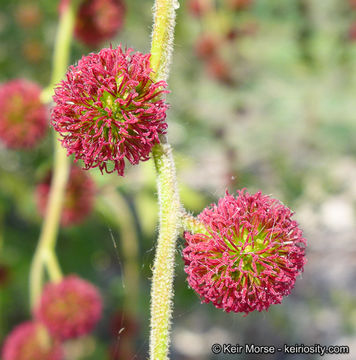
1 0 356 359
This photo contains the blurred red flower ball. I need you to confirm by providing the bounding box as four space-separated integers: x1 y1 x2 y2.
15 3 42 29
69 0 126 46
0 79 48 149
36 276 102 340
2 322 62 360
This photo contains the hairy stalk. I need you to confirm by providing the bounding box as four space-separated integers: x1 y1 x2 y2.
149 1 180 358
150 143 181 360
29 1 78 310
150 0 178 83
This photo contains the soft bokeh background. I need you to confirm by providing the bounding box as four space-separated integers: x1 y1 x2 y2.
1 0 356 359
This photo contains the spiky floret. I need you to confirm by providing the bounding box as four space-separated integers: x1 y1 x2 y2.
0 79 47 149
36 275 102 340
74 0 126 46
36 165 96 227
183 190 306 314
1 321 62 360
51 46 168 175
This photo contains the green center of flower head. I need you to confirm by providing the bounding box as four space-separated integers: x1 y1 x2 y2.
99 91 122 119
234 227 268 265
212 225 286 284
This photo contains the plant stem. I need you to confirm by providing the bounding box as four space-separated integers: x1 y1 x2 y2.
29 1 78 310
149 1 180 357
149 1 180 358
30 140 69 309
150 0 178 83
150 143 181 360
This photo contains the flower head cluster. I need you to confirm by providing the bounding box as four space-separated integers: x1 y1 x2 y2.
0 79 48 149
183 190 306 314
36 275 102 340
1 321 62 360
36 165 96 227
74 0 126 46
51 46 168 175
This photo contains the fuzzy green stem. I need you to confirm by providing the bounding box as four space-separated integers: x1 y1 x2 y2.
149 1 180 358
150 0 178 83
29 1 77 310
150 143 181 360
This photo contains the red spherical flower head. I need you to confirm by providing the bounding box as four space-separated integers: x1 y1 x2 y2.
0 79 48 149
74 0 126 46
51 46 168 176
2 321 62 360
36 165 95 227
36 275 102 340
183 190 306 314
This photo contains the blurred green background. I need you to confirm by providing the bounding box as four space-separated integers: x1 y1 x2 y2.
1 0 356 359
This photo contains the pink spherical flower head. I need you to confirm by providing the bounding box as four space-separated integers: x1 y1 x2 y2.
183 190 306 314
51 46 168 175
0 79 48 149
74 0 126 46
36 275 102 340
36 165 96 227
2 321 62 360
